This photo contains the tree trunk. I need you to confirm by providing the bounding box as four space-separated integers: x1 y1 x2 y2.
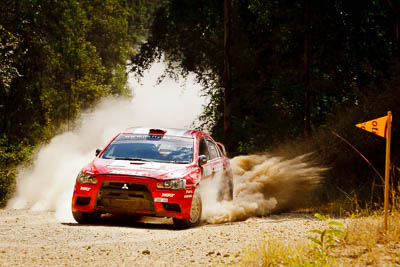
304 0 311 137
387 0 400 46
224 0 232 147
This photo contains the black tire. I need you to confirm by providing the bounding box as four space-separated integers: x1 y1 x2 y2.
217 178 234 201
72 210 100 224
227 179 233 200
173 190 202 229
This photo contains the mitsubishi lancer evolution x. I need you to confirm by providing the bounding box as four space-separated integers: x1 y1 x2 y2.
71 127 233 228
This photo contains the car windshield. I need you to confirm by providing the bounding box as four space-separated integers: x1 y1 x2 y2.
101 134 193 164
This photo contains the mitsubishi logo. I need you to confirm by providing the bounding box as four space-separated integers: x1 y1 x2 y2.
121 183 129 190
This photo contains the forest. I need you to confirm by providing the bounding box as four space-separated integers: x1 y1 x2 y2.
1 0 400 208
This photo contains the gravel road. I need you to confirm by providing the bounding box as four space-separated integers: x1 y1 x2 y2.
0 209 326 266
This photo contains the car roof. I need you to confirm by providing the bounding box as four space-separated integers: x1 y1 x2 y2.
122 127 201 138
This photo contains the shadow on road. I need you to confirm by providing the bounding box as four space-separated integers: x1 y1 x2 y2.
62 214 178 230
62 212 316 230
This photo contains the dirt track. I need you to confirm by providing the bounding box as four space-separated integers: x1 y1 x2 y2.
0 209 326 266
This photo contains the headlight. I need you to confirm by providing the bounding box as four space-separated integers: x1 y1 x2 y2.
76 171 98 184
156 179 186 190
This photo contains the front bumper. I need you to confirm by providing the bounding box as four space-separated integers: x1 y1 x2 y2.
72 174 195 220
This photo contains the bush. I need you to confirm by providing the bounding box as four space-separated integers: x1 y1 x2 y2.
0 137 33 207
271 82 400 209
0 169 16 207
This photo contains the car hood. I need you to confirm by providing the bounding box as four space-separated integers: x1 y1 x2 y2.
87 158 197 180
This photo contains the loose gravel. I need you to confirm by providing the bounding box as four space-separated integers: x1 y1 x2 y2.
0 209 327 266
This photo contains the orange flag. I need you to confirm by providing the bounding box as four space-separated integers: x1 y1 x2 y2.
356 115 390 138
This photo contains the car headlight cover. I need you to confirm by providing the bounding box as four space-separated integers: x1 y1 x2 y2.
76 171 98 184
156 179 186 190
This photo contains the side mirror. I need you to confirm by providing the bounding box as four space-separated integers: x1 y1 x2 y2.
198 155 208 166
95 148 102 156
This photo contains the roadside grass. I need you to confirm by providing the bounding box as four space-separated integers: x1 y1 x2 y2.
241 210 400 266
241 239 316 266
337 211 400 266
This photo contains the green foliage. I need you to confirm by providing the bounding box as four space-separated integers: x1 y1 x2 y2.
132 0 399 154
0 0 157 205
0 136 33 207
132 0 400 206
308 213 345 264
241 213 347 266
0 25 23 91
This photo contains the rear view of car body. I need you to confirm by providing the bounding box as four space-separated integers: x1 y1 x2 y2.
71 127 233 228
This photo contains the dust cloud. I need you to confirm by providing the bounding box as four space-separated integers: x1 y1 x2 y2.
7 62 205 222
201 154 325 224
7 61 325 225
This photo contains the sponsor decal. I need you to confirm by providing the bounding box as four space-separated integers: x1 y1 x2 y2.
184 195 192 198
161 193 175 197
185 190 193 194
80 186 91 191
154 197 168 203
110 169 141 176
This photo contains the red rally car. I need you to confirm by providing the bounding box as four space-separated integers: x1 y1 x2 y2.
72 127 233 228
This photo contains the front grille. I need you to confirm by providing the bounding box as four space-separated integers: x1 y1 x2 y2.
106 182 149 191
95 181 155 214
162 203 181 212
76 197 91 206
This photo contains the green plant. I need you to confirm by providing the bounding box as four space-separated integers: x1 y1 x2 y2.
308 213 346 264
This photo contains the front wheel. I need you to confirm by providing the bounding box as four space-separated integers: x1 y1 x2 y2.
173 190 202 229
72 210 100 224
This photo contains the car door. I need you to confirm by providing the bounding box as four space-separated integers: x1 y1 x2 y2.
198 136 233 200
206 138 225 178
198 137 213 179
198 137 225 180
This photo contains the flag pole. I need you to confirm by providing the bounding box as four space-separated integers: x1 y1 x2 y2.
384 111 392 231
